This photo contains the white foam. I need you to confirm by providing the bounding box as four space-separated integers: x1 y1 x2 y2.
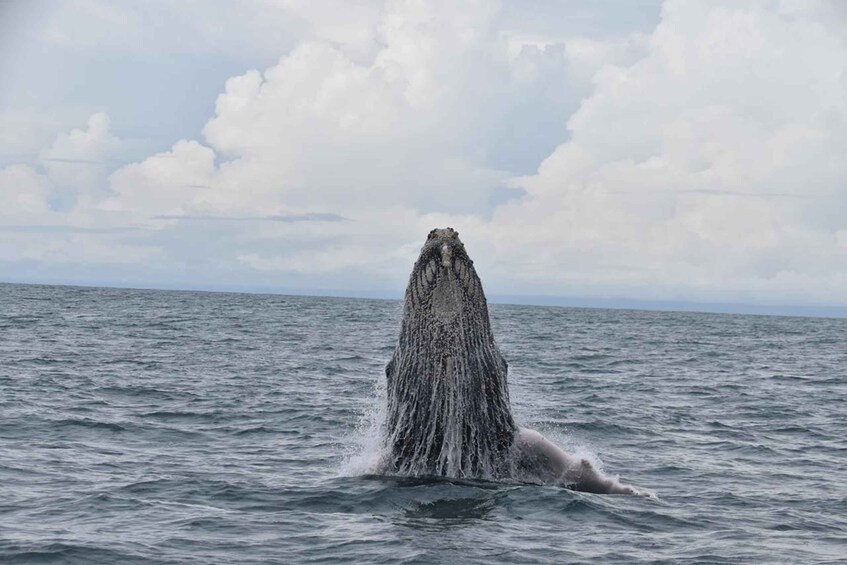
338 379 388 477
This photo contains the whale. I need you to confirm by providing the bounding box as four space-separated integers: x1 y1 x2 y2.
380 227 642 495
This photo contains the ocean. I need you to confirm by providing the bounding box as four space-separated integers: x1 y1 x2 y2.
1 282 845 563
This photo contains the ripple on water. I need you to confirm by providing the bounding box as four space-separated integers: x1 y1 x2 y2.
1 284 846 564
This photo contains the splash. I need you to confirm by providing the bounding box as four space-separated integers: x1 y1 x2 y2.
339 378 388 477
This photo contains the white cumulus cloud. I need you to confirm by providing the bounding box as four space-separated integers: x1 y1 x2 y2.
472 0 847 304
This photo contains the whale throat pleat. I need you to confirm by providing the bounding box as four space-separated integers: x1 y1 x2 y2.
385 243 516 479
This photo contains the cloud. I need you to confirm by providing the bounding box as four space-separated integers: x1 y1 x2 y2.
0 225 142 234
153 213 348 222
1 112 138 218
32 0 307 62
39 112 142 208
3 0 847 306
102 0 597 223
471 0 847 304
0 110 83 167
0 164 52 218
103 140 218 217
0 112 157 269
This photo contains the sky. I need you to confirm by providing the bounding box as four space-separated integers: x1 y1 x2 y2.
2 0 847 311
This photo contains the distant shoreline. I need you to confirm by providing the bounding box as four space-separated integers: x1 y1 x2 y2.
3 280 846 320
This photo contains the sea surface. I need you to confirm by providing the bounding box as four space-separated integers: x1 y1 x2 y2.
1 282 845 564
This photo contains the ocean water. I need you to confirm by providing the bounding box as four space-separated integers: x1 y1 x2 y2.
1 282 845 564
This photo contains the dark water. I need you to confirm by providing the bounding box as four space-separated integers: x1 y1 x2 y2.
1 283 845 564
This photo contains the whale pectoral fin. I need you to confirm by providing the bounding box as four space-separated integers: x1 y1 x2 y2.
513 427 643 495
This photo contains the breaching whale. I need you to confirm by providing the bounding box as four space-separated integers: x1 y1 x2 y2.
381 227 642 495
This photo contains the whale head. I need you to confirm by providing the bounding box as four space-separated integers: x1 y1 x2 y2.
404 227 485 326
383 228 516 479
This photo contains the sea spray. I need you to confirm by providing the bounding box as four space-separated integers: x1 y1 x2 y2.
339 377 388 476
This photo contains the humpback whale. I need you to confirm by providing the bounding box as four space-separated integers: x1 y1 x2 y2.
381 227 642 495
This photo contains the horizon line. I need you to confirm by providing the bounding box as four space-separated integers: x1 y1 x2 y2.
2 279 847 320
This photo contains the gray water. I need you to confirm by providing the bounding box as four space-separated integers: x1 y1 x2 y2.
0 283 845 563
